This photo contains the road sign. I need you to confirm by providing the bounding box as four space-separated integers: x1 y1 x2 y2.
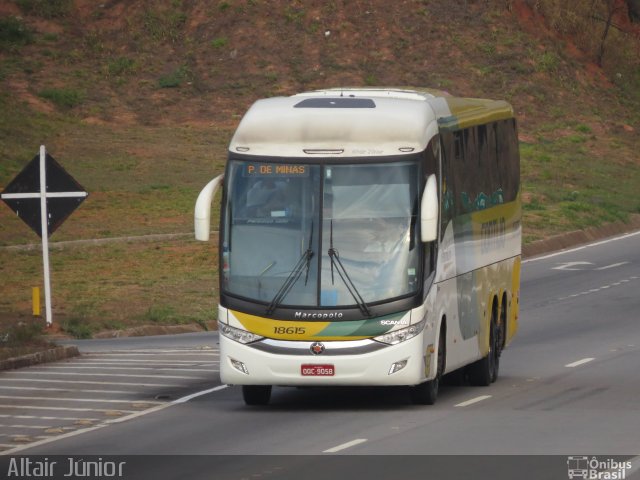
1 146 88 325
1 150 87 237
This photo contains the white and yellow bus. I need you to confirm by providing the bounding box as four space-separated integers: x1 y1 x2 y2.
195 88 521 405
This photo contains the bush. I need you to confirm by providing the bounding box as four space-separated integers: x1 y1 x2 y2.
38 88 85 109
16 0 72 18
158 66 189 88
108 57 137 77
0 16 32 49
61 317 93 339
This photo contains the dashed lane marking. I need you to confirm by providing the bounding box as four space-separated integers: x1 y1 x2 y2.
565 358 595 368
323 439 368 453
557 275 638 301
596 262 630 270
455 395 492 407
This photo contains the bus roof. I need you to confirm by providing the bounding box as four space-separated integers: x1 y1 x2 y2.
229 88 514 157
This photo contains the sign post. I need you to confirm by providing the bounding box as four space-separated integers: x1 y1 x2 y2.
1 145 88 326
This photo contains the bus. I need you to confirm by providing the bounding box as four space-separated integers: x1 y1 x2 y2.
195 88 521 406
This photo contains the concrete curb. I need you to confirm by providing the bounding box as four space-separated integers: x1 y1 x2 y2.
0 345 79 371
522 214 640 258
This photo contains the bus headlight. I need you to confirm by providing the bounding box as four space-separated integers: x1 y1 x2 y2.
219 322 264 344
374 318 426 345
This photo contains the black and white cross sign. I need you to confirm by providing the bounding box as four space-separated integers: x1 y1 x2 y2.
1 146 88 325
1 148 87 237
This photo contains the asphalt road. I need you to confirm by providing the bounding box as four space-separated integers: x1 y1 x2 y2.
1 231 639 480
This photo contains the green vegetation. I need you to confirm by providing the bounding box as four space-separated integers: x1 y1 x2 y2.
61 317 94 339
142 4 187 43
108 57 137 77
0 319 50 360
210 37 228 48
158 66 190 88
38 87 85 109
16 0 72 19
0 16 32 49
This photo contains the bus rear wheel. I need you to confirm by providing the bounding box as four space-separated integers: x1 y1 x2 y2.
242 385 272 406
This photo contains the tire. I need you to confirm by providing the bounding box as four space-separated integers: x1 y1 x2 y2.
410 377 439 405
468 314 499 386
411 328 445 405
242 385 272 406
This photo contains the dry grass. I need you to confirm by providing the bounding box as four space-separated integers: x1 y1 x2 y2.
0 239 219 337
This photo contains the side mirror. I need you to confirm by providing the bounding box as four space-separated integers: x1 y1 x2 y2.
194 174 224 241
420 174 438 243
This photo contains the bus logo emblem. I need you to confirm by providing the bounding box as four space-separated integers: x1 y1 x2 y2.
310 342 325 355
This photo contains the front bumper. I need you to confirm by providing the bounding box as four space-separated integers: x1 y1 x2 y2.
219 333 428 386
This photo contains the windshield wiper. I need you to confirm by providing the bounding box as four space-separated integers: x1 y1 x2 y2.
266 221 314 316
327 220 372 317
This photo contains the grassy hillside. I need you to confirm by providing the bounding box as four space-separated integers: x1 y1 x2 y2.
0 0 638 337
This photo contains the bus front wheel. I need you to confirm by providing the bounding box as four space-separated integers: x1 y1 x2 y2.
242 385 272 406
410 378 439 405
468 317 499 386
410 328 445 405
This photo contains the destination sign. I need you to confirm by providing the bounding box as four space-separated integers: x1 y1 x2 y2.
243 164 309 177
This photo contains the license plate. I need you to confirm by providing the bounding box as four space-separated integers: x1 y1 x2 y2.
301 364 335 376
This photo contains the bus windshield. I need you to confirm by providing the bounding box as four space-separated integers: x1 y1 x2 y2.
222 158 421 310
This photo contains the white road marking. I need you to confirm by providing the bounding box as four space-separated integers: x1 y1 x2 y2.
2 371 209 380
0 405 137 413
565 357 595 368
323 438 368 453
0 424 52 429
552 261 594 271
596 262 629 270
76 360 219 366
455 395 492 407
0 414 98 421
0 378 181 387
558 276 638 300
523 230 640 263
0 386 132 394
33 365 216 372
0 395 162 404
94 350 219 355
2 383 230 454
173 385 228 404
